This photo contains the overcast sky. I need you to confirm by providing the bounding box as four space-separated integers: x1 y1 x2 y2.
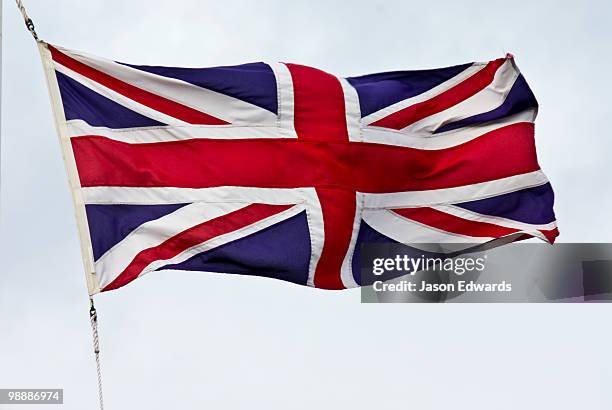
1 0 612 409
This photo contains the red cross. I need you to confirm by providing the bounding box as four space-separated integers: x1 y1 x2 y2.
70 64 539 289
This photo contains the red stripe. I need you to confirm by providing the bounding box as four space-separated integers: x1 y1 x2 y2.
540 227 559 243
392 207 519 238
49 45 228 126
393 208 559 244
287 64 351 288
504 228 559 244
72 122 538 192
313 189 355 289
371 59 506 130
286 64 348 142
103 204 292 291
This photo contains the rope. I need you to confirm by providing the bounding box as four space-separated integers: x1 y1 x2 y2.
14 0 40 41
89 298 105 410
15 2 100 406
15 2 102 407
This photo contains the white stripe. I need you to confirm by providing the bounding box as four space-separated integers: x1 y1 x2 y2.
402 59 520 134
82 186 317 205
81 172 549 210
67 108 535 147
339 192 362 288
268 62 297 138
363 208 490 244
54 62 187 126
96 201 249 288
363 171 549 209
55 45 277 126
304 191 324 287
339 77 362 142
432 204 558 232
136 204 306 283
361 63 484 125
361 109 536 149
66 119 289 143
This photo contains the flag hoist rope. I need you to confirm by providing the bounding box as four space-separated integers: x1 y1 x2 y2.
14 2 105 409
14 0 38 41
89 298 105 410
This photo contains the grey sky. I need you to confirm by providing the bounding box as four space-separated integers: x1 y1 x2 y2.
1 0 611 408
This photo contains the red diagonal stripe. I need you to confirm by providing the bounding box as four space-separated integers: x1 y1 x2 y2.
371 59 506 130
392 207 519 238
393 208 559 243
71 122 538 192
540 228 560 243
49 45 229 126
103 203 293 291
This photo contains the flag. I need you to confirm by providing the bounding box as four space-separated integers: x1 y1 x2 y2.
38 43 558 294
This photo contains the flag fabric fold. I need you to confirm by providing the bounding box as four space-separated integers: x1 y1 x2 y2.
38 42 558 294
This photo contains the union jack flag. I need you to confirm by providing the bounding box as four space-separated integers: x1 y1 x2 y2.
38 43 558 294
